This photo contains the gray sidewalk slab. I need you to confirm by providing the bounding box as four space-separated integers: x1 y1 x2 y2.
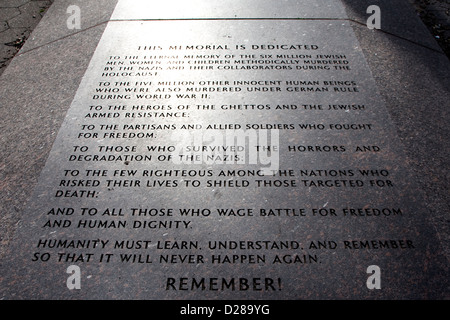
110 0 348 19
0 0 118 258
0 0 54 73
410 0 450 56
350 2 450 275
0 0 448 299
1 0 449 77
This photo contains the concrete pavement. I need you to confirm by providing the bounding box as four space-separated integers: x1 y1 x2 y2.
410 0 450 56
0 1 448 76
0 0 53 74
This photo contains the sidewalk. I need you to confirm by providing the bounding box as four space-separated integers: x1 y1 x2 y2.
0 0 448 77
0 0 54 75
410 0 450 56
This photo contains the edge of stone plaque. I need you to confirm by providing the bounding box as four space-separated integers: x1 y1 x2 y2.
342 0 450 269
0 1 120 260
342 0 445 52
17 0 119 54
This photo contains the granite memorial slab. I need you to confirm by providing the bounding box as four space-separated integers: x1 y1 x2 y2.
0 0 447 300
